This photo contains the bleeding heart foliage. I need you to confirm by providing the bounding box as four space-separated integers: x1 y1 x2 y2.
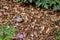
0 23 16 40
16 0 60 10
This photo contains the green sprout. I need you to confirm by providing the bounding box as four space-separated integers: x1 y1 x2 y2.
0 23 16 40
56 30 60 40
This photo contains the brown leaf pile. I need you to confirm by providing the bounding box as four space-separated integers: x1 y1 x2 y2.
0 0 60 40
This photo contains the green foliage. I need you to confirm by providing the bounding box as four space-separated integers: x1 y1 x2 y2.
16 0 60 10
0 23 16 40
56 30 60 40
53 5 60 10
16 0 27 2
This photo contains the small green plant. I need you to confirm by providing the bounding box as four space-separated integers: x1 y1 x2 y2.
0 23 16 40
16 0 60 10
56 30 60 40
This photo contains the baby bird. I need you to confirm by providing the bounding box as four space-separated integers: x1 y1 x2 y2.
13 15 24 23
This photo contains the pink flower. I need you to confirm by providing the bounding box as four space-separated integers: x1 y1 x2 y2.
19 34 25 39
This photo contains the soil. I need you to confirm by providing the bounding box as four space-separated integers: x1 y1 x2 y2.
0 0 60 40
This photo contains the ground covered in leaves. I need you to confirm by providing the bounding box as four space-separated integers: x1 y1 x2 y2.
0 0 60 40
